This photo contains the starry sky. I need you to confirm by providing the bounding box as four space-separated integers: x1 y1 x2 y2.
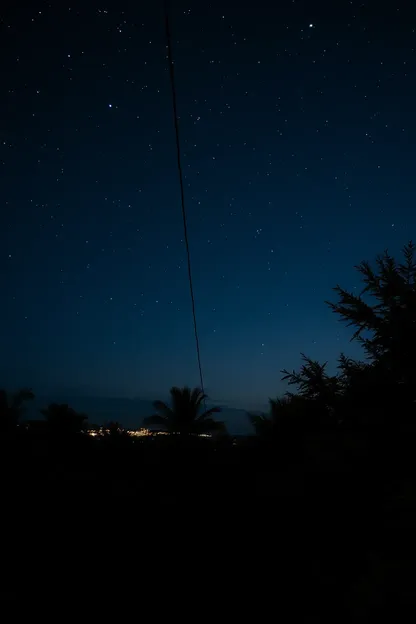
1 0 415 411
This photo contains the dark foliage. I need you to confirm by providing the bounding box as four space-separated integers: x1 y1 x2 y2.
144 386 225 435
100 421 132 444
0 387 34 433
40 402 88 436
249 240 416 443
3 240 416 618
327 240 416 426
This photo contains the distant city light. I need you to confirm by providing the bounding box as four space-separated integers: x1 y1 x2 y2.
86 427 211 438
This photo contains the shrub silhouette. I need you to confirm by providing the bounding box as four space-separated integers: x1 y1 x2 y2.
0 387 34 433
40 403 88 436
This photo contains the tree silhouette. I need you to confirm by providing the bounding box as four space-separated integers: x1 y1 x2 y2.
0 387 34 433
248 395 312 466
40 403 87 436
334 354 384 429
144 386 224 435
281 354 341 430
326 240 416 426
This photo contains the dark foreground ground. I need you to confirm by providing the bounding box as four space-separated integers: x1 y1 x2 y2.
2 431 416 619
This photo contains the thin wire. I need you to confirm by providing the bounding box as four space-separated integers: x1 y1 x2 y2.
163 0 207 407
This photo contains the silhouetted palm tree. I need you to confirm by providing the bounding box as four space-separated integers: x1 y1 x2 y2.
0 387 34 433
144 386 224 435
40 403 87 435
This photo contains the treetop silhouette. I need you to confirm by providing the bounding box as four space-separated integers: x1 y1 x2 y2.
250 240 416 437
40 402 88 435
327 240 416 422
327 240 416 369
144 386 225 435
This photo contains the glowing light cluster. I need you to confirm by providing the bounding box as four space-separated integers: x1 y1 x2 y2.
86 428 212 437
86 427 159 437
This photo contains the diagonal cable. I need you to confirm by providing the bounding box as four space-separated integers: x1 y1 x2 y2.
163 0 206 406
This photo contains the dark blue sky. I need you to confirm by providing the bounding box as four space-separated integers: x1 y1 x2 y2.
1 0 415 410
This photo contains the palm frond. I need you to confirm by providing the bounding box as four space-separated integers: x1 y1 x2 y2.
152 400 174 420
152 386 223 434
196 406 221 421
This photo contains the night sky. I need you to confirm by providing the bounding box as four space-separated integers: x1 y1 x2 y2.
1 1 415 411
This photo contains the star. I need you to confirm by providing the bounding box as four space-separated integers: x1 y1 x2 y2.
1 0 413 420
